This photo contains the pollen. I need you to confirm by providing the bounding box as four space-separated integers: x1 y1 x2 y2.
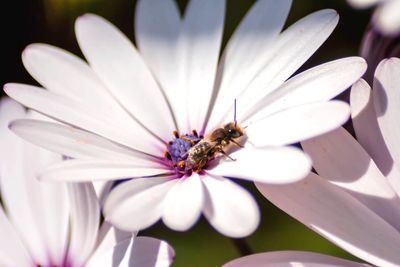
165 131 201 173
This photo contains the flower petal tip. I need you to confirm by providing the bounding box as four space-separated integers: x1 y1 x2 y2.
2 83 18 97
319 8 339 20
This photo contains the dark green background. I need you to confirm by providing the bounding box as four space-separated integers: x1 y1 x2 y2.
1 0 371 266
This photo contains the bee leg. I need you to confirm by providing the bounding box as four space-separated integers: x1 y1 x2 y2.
164 151 172 160
231 139 244 148
181 136 200 146
192 129 199 137
173 130 179 138
196 158 208 171
220 150 236 161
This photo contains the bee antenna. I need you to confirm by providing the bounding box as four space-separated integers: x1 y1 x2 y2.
234 99 237 127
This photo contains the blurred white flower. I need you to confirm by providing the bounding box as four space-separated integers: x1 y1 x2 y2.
347 0 400 35
0 98 174 267
223 251 370 267
257 58 400 267
5 0 366 237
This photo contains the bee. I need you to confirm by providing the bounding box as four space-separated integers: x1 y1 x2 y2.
186 121 245 171
184 99 245 171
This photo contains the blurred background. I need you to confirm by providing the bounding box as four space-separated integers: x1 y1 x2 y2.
1 0 372 266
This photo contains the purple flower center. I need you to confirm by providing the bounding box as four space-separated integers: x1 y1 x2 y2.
165 132 201 174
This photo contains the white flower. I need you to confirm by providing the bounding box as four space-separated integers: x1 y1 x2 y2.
257 58 400 267
5 0 366 237
0 98 175 266
347 0 400 35
223 251 369 267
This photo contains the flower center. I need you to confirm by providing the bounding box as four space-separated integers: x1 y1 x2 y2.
164 130 202 175
164 122 245 175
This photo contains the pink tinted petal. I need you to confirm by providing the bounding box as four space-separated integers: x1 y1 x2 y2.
104 177 177 232
0 205 32 267
246 101 350 146
40 159 171 182
206 0 291 131
75 14 175 141
67 183 100 266
257 173 400 267
302 127 400 231
202 175 259 238
0 98 69 265
207 146 311 184
373 58 400 172
162 174 204 231
223 251 370 267
23 147 69 265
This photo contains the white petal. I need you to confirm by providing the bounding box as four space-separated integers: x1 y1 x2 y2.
349 79 400 196
22 45 142 138
128 237 175 267
93 181 114 206
22 44 121 113
40 159 171 182
246 101 350 146
0 98 25 160
373 0 400 35
87 222 133 266
347 0 382 8
207 146 311 184
26 160 69 265
302 127 400 231
210 9 341 129
9 119 157 163
135 0 186 132
350 79 392 174
87 238 131 267
162 173 204 231
0 205 32 267
180 0 225 131
257 173 400 267
202 175 259 238
104 177 178 231
75 14 175 141
67 183 100 266
207 0 292 130
0 99 69 265
5 83 162 155
373 58 400 171
87 236 174 267
223 251 370 267
243 57 367 123
0 97 25 128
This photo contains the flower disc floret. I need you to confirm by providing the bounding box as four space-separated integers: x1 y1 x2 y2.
165 132 202 174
